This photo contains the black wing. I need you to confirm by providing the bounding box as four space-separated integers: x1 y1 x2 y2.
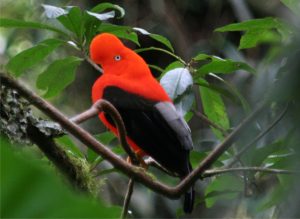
102 86 193 176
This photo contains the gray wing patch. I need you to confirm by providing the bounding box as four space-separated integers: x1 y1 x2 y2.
154 102 193 150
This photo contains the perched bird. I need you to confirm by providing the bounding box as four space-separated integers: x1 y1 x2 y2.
90 33 194 213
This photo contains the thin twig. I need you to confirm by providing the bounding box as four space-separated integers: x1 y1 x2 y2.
176 101 266 194
121 179 135 219
70 107 98 124
0 72 270 198
227 104 289 167
202 167 299 178
193 110 228 136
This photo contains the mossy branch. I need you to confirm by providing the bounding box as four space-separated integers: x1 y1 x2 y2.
26 124 99 194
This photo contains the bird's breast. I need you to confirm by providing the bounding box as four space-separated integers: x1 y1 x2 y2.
92 74 171 104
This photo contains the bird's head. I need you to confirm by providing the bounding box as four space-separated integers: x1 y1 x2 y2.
90 33 125 66
90 33 151 77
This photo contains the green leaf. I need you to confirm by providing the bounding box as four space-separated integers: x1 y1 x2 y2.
190 151 206 169
150 34 174 52
266 151 295 169
111 146 125 155
83 15 102 45
277 174 294 189
0 137 122 218
207 73 251 114
164 61 185 72
239 29 281 49
192 53 211 61
196 80 236 100
68 7 84 39
281 0 300 17
215 17 282 32
6 39 63 77
56 136 84 158
91 3 125 18
0 18 66 35
246 140 284 167
42 4 67 18
215 17 289 49
195 54 255 77
98 23 139 46
133 27 174 52
148 64 164 74
36 56 82 98
88 132 116 163
95 132 116 145
184 111 194 122
205 175 243 208
256 184 286 212
56 7 84 41
199 78 230 139
97 168 120 176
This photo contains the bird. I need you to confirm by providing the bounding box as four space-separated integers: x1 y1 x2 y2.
90 33 194 213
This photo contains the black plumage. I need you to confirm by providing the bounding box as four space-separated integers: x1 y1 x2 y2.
103 86 194 212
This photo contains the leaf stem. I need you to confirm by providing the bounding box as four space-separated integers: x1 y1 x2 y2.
193 110 228 136
85 55 103 73
135 47 186 65
148 64 164 73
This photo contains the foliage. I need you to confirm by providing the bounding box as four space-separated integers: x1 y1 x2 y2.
215 17 289 49
0 137 122 218
1 1 299 218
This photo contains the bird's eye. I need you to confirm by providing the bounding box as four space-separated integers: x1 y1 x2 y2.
114 55 121 61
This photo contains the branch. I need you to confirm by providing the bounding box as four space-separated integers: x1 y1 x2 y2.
1 84 93 193
26 124 93 193
70 99 139 165
202 167 299 178
0 72 269 198
227 104 289 167
192 110 228 136
121 179 134 219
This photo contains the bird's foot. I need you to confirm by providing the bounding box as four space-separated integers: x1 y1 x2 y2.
126 154 148 169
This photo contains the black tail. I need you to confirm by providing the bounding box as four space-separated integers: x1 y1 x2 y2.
183 162 195 214
184 188 195 213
